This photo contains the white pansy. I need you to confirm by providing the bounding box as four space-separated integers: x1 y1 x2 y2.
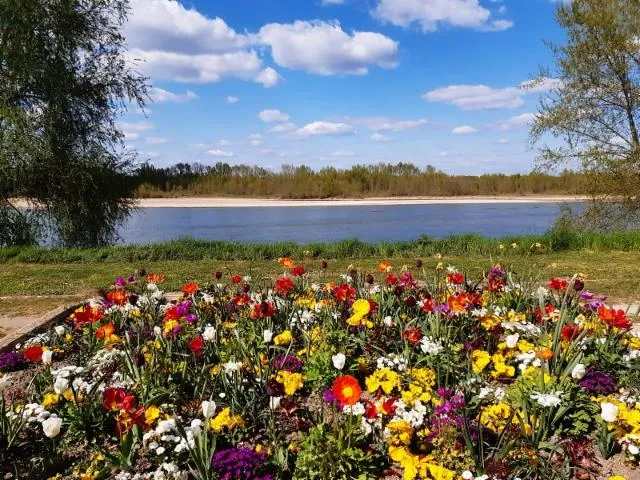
571 363 586 380
201 401 216 418
419 336 443 355
332 353 346 370
42 416 62 438
601 402 619 423
505 333 519 349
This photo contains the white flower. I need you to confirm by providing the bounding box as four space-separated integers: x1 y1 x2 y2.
156 446 166 456
0 374 11 392
53 377 69 394
462 472 474 480
601 402 619 423
263 330 273 343
571 363 586 380
505 333 519 349
201 401 216 418
332 353 346 370
530 391 563 408
223 362 242 376
419 337 443 355
269 396 282 410
629 444 640 455
153 326 162 337
202 326 216 342
42 416 62 438
383 316 393 327
42 350 53 365
54 325 65 336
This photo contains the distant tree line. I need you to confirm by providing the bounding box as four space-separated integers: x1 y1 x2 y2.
133 162 585 198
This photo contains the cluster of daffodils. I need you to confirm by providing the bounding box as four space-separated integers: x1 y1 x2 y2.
1 261 639 480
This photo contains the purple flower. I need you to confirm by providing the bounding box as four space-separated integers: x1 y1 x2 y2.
323 388 337 404
0 351 26 373
580 291 594 300
580 370 617 395
127 275 136 284
115 276 125 288
185 313 197 324
274 355 303 372
211 447 273 480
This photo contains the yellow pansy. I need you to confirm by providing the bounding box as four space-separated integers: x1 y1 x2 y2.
145 405 160 425
366 368 401 394
42 393 59 409
209 408 244 433
471 350 491 373
274 330 292 346
276 370 304 396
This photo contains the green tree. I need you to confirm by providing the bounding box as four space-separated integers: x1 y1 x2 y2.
0 0 147 246
530 0 640 227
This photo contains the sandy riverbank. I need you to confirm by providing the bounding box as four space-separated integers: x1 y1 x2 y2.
132 195 588 208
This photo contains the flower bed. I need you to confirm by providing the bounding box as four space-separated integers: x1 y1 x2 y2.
1 260 639 480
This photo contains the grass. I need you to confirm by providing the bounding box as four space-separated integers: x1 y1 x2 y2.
1 229 640 317
3 229 640 264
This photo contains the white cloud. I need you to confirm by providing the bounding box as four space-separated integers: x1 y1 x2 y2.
149 87 198 103
249 134 263 146
258 20 399 75
496 113 536 130
372 0 513 32
351 116 427 132
119 121 155 132
259 109 290 122
452 125 478 135
217 139 231 146
371 132 391 142
125 0 280 87
322 0 345 4
124 132 140 141
226 96 239 104
269 122 297 133
140 151 161 159
498 137 510 144
207 149 235 157
423 77 560 110
144 136 169 144
296 121 355 137
331 150 356 156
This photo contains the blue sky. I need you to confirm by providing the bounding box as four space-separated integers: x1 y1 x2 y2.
121 0 566 174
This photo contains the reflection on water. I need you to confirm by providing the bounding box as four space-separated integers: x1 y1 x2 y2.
116 203 583 244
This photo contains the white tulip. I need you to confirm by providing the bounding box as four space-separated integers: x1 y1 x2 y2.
269 396 282 410
203 326 216 342
332 353 346 370
53 377 69 394
54 325 65 336
41 350 53 365
201 401 216 418
628 444 640 455
42 416 62 438
263 330 273 343
601 402 619 423
571 363 586 380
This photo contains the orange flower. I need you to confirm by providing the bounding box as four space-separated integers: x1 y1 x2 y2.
96 322 120 344
146 273 166 284
107 290 128 306
536 349 554 361
332 375 362 407
183 282 199 295
279 257 295 268
378 260 391 272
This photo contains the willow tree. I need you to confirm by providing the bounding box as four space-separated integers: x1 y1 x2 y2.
0 0 147 246
530 0 640 227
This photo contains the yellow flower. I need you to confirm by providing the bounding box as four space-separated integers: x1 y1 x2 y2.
274 330 292 346
609 477 626 480
145 405 160 425
471 350 491 373
386 419 414 446
209 408 244 433
346 299 372 327
426 464 455 480
276 370 304 396
366 368 401 394
491 353 515 378
42 393 59 409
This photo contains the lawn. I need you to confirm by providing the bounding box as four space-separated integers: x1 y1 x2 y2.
1 250 639 317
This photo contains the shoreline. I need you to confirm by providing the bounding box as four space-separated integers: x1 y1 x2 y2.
132 195 588 208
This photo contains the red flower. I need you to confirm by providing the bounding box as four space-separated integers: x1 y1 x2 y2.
364 400 378 419
598 306 632 330
332 375 362 407
290 265 306 277
402 327 422 346
232 293 251 306
381 397 397 416
71 306 104 329
23 345 43 362
548 278 568 291
385 274 398 286
333 283 356 302
274 276 295 295
183 282 199 294
561 323 581 342
188 336 205 355
103 387 137 412
447 272 464 285
250 301 277 319
96 322 116 340
116 406 146 436
231 275 242 284
421 298 434 312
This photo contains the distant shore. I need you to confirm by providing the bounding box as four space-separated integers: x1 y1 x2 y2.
132 195 588 208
